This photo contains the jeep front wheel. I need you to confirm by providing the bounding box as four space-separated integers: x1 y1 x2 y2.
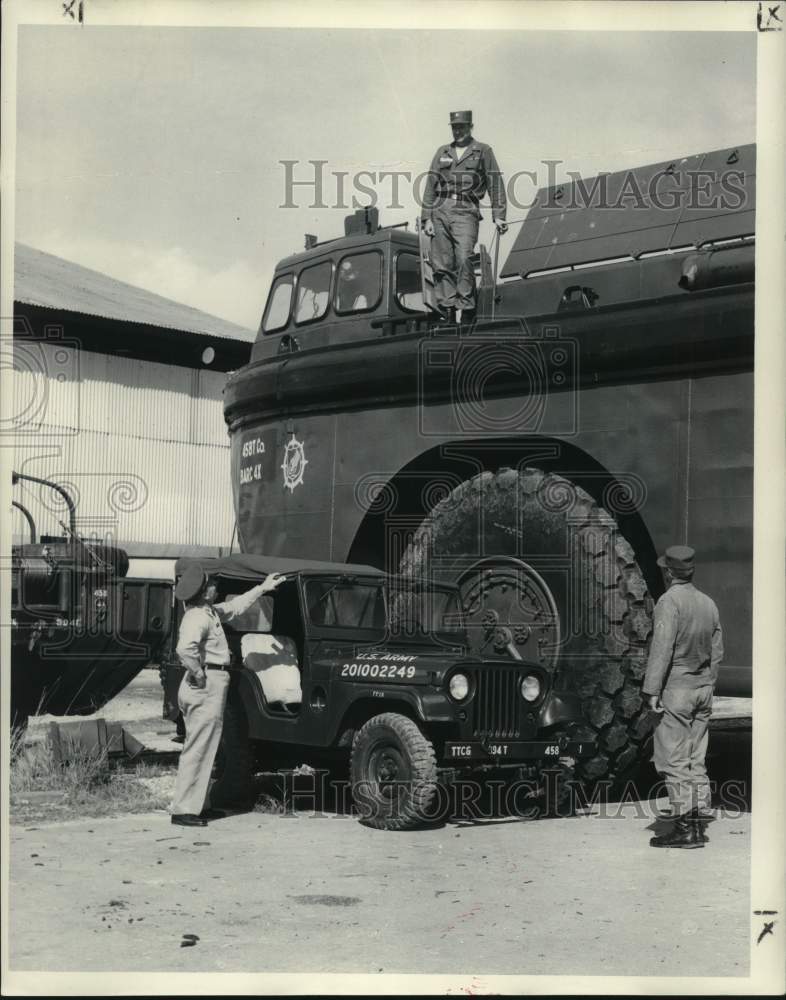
350 713 438 830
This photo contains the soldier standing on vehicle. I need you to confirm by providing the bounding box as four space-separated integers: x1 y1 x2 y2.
643 546 723 849
421 110 508 325
170 565 285 827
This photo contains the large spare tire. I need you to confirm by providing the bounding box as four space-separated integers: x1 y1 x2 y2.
400 467 656 788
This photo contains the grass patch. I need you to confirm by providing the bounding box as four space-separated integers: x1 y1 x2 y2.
10 729 174 825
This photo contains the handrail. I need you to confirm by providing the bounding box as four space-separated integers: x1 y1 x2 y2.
12 501 36 544
12 471 76 538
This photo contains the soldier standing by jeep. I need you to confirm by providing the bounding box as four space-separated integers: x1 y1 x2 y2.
170 565 285 827
643 546 724 849
421 110 508 325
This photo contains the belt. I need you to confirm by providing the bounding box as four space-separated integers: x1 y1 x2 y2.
205 663 231 671
443 192 478 203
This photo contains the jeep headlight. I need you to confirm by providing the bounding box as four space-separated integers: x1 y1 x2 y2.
448 672 470 701
520 674 541 702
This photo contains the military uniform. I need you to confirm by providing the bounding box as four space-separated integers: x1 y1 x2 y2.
643 546 723 848
170 566 275 825
421 111 507 316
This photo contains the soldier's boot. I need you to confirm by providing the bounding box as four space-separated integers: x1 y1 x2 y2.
649 813 704 849
460 307 477 327
439 307 457 326
689 806 710 843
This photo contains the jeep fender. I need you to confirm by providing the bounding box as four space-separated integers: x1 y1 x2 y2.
330 689 455 745
539 690 585 729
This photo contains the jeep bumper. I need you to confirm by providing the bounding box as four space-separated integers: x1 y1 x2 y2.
442 737 595 764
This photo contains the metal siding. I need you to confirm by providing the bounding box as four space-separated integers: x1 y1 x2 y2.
14 344 229 446
12 346 235 550
15 434 235 549
119 355 182 437
194 369 231 447
78 350 193 440
12 339 81 434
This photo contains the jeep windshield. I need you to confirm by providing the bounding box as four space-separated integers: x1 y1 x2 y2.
304 577 466 639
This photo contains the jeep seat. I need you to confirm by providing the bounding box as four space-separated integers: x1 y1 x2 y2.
240 633 302 709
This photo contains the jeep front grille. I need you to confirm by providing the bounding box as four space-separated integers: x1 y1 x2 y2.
472 668 522 739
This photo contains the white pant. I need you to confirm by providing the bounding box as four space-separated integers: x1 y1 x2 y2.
170 670 230 816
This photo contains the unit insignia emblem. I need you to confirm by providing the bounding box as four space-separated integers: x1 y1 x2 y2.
281 435 308 492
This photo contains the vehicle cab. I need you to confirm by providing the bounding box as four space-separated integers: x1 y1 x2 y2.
250 208 434 365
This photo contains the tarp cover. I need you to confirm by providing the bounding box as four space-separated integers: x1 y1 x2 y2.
174 553 384 580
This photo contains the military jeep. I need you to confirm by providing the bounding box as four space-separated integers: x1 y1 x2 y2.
161 554 594 830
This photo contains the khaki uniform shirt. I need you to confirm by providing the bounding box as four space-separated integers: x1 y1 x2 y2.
642 580 724 695
421 139 507 222
176 583 269 671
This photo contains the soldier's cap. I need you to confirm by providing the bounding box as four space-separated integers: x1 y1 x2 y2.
175 564 208 602
450 110 473 125
657 545 695 571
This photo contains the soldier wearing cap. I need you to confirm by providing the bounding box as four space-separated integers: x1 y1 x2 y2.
643 545 724 849
421 110 507 325
170 564 285 827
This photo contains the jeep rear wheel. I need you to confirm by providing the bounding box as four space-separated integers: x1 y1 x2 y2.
350 713 438 830
401 468 656 789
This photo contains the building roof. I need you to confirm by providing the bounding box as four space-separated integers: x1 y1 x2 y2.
14 242 257 343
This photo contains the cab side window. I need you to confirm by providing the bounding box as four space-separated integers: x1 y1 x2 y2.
306 581 386 628
335 252 383 314
261 275 294 333
295 261 333 325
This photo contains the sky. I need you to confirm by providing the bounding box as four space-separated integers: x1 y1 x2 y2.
15 26 756 330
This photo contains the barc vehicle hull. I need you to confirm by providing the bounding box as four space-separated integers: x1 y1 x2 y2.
221 145 755 790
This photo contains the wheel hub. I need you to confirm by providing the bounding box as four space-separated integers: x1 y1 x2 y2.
370 743 409 798
458 557 560 670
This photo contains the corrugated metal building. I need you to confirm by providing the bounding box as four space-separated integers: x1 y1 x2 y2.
11 243 257 562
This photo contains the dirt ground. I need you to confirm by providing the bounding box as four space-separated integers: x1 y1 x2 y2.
7 671 753 981
7 801 751 979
